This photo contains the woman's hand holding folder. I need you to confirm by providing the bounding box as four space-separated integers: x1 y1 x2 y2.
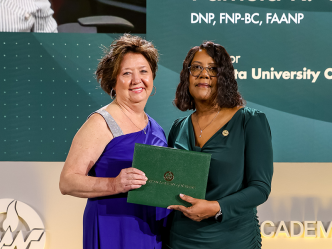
167 194 220 222
113 168 148 193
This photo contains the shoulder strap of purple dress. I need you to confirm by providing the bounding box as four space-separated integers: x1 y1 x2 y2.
87 109 124 138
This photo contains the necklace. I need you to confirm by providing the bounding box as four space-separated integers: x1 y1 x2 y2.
116 100 148 134
195 110 220 138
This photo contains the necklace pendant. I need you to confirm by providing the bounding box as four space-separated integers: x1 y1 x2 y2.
199 130 202 138
144 130 146 135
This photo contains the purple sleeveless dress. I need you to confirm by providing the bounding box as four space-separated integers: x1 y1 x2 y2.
83 111 170 249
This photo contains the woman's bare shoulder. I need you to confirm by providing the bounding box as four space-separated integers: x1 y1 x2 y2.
77 110 114 144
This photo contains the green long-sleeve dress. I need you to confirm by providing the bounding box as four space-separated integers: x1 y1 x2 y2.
165 107 273 249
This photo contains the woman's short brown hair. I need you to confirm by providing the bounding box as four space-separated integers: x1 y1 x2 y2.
174 41 245 111
96 34 159 97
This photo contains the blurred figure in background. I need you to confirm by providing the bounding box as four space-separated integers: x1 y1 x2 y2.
0 0 57 32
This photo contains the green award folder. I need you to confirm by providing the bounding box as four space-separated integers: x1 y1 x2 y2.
127 143 211 208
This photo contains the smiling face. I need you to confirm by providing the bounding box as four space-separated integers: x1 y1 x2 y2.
114 52 153 104
188 49 218 104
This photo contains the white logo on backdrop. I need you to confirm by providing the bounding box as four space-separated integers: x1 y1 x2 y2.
0 199 46 249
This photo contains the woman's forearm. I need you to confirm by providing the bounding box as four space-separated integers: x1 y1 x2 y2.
60 166 147 198
59 173 118 198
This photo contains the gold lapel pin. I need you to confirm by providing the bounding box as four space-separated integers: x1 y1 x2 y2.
222 130 229 136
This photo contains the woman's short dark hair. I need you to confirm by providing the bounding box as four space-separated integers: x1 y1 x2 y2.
96 34 159 97
174 41 245 111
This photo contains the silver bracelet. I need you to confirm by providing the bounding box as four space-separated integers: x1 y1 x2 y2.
215 209 222 220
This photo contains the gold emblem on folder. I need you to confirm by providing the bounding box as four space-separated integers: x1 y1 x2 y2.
222 130 229 136
164 171 174 181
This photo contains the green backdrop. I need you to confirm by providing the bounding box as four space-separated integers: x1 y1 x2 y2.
0 33 116 161
145 0 332 162
1 0 332 162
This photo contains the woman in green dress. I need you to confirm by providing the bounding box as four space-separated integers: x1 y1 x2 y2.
165 41 273 249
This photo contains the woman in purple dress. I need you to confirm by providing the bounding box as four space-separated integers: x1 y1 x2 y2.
59 34 170 249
